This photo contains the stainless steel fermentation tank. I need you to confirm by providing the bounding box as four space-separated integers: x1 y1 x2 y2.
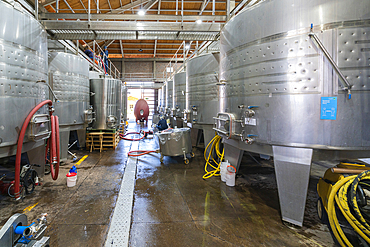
121 84 127 125
186 53 219 147
174 72 186 127
160 84 166 115
48 52 91 160
0 0 49 174
90 77 122 130
166 80 174 115
217 0 370 226
165 80 176 126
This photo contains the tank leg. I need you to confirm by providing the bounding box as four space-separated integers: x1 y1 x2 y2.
202 126 215 150
223 143 244 172
27 144 46 178
59 129 70 162
272 146 313 227
76 129 86 148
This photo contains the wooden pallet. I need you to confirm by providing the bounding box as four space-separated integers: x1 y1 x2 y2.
119 125 125 135
86 131 120 152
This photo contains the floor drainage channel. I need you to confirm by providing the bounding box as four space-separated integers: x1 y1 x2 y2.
105 141 138 247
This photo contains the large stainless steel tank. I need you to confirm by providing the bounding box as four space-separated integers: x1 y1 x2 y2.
166 80 173 115
48 52 90 128
217 0 370 226
90 77 122 130
186 52 219 146
121 84 127 123
174 72 186 127
162 84 167 114
0 0 49 165
48 51 90 160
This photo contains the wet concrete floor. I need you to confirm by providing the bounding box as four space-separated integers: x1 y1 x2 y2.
0 122 336 246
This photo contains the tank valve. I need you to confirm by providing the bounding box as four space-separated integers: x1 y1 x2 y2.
245 138 255 145
245 109 255 118
245 134 257 145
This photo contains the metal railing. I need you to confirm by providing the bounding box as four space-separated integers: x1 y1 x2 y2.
82 40 121 79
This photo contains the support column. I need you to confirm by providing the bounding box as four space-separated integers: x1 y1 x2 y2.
121 59 125 80
153 60 156 80
273 146 313 226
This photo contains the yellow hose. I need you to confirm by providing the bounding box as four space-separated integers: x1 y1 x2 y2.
203 135 224 179
327 170 370 246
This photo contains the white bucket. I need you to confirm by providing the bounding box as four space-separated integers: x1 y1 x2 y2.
226 165 236 187
66 174 77 187
220 161 228 182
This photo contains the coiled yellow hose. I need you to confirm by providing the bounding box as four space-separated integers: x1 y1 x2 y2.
203 135 224 179
327 170 370 246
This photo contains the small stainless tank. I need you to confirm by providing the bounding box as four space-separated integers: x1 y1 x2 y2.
90 77 122 130
156 127 192 164
0 0 49 163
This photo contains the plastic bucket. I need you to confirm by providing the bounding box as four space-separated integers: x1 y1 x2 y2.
226 165 236 187
220 161 229 182
66 172 77 187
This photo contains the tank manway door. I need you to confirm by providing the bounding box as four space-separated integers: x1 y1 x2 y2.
28 114 51 141
213 113 237 139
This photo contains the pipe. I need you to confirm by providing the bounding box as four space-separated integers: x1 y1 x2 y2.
331 168 370 174
308 29 352 99
15 100 53 199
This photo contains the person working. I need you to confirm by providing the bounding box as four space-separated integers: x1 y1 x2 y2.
101 46 109 73
157 116 168 131
84 47 94 60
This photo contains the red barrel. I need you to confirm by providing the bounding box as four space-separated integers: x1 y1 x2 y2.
134 99 149 123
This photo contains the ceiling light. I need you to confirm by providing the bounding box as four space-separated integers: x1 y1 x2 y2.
138 10 145 16
196 19 202 24
139 48 143 52
185 44 190 49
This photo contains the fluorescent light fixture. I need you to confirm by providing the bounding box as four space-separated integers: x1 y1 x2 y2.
138 10 145 15
136 22 143 26
196 19 202 24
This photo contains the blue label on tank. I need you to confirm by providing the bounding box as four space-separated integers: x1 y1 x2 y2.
320 97 337 120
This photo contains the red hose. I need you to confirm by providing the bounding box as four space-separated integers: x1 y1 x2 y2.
120 131 147 141
15 100 55 199
50 115 60 180
128 150 157 157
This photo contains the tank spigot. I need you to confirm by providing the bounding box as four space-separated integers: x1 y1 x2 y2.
245 109 255 118
48 106 55 113
245 134 258 144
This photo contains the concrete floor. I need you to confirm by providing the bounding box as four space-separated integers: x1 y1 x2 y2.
0 123 336 246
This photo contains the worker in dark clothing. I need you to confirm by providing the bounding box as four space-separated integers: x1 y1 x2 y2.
101 46 109 73
84 47 94 60
157 117 168 131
